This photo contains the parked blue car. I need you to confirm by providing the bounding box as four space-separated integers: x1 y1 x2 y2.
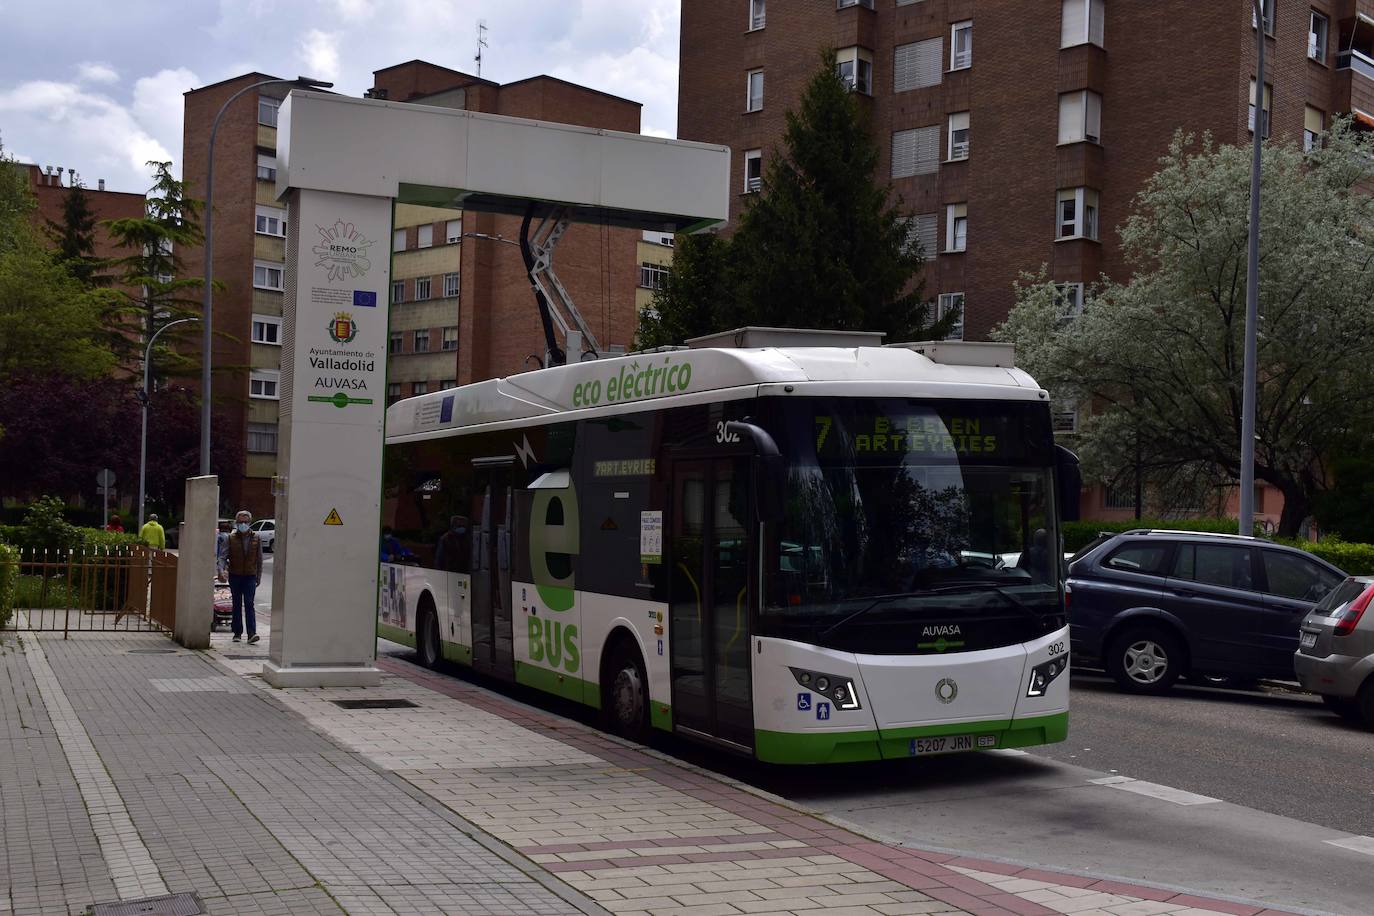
1067 529 1345 693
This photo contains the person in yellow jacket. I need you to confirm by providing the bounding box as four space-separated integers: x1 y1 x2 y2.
139 514 166 550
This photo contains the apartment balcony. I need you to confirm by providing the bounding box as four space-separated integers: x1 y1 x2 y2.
1335 49 1374 122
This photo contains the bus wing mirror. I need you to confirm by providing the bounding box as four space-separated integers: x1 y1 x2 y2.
724 420 785 524
1055 445 1082 522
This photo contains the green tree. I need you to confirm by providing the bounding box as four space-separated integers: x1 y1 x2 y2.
104 161 208 380
638 51 953 347
996 122 1374 538
45 182 104 286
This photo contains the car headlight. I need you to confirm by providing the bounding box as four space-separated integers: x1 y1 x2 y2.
789 666 861 710
1026 653 1069 697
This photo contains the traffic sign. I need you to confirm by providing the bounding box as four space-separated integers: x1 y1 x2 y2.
96 467 115 488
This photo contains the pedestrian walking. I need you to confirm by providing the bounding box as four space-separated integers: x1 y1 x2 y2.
106 514 124 533
139 514 166 550
215 519 231 581
225 510 263 644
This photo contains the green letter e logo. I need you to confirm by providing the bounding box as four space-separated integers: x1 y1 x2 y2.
530 480 578 612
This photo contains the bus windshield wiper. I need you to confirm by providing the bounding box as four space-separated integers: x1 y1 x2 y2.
919 582 1048 621
816 592 929 641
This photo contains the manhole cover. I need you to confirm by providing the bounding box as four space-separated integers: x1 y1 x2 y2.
127 649 177 655
90 891 203 915
330 698 420 710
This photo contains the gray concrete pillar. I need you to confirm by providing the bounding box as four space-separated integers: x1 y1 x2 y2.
174 475 219 650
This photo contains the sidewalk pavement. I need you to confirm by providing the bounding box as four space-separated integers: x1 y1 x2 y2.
0 625 1304 916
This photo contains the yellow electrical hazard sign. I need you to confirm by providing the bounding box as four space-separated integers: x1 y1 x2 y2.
323 508 343 526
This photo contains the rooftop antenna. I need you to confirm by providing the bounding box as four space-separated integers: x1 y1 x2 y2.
475 20 488 78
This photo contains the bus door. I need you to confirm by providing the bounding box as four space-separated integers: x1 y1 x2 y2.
471 459 515 679
668 457 754 751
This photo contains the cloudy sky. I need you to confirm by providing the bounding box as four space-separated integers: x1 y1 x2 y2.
0 0 680 195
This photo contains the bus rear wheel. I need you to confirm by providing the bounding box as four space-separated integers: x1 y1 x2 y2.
604 643 649 742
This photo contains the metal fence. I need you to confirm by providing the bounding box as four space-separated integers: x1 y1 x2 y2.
1 547 178 636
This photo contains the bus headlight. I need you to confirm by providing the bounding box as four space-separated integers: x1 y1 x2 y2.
789 667 861 710
1026 654 1069 697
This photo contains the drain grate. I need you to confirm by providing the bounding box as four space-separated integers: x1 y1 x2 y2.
127 649 177 655
330 698 420 710
90 891 203 915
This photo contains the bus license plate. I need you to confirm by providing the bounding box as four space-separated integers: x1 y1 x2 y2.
911 735 974 756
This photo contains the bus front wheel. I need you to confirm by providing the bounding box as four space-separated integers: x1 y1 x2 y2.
604 642 649 742
417 599 441 670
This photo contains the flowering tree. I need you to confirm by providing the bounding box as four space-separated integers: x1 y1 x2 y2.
996 122 1374 537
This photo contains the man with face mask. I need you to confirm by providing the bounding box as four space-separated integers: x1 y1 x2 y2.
225 509 264 643
434 515 470 574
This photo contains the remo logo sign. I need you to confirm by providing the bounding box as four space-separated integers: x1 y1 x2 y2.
312 219 375 282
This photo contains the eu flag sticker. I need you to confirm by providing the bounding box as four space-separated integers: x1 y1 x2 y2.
353 290 377 307
439 395 455 423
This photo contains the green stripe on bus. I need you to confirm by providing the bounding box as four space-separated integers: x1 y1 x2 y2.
754 712 1069 764
377 622 415 648
514 660 598 707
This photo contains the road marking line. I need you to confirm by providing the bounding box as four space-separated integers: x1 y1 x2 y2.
1090 776 1220 806
1325 835 1374 856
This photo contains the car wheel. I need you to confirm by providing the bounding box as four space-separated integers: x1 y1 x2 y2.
1321 693 1360 721
603 642 649 742
1106 625 1184 695
417 603 441 670
1357 678 1374 730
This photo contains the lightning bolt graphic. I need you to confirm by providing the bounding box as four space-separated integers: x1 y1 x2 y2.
513 435 536 468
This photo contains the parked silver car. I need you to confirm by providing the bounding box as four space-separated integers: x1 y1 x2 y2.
1295 575 1374 728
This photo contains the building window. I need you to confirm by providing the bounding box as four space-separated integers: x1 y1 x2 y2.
247 422 278 454
414 329 430 353
950 21 973 70
1249 80 1272 137
446 219 462 243
892 125 940 178
1304 105 1325 151
249 369 279 400
904 213 939 261
894 38 943 92
414 277 431 301
1061 0 1105 48
443 272 460 297
251 314 282 345
254 205 286 237
442 326 459 351
412 381 428 396
1057 188 1099 240
257 97 280 127
945 203 967 252
1053 408 1079 434
639 262 669 290
947 111 970 160
749 0 765 30
1056 282 1085 319
252 261 284 291
746 69 764 112
1253 0 1275 35
937 293 965 340
1310 10 1329 63
387 382 402 404
417 224 433 249
1058 90 1102 144
391 280 404 303
836 47 873 94
389 332 403 354
642 229 675 246
744 149 763 192
392 228 406 252
256 153 276 182
837 0 875 7
439 379 458 390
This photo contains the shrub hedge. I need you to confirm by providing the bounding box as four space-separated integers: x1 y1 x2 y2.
0 543 17 628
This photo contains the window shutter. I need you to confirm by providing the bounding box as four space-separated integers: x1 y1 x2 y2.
892 129 918 178
914 125 940 174
1305 105 1324 134
1061 0 1086 47
1089 0 1105 46
1085 91 1102 142
916 213 938 260
1058 92 1084 143
894 38 942 92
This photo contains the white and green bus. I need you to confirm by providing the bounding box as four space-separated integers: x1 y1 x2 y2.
378 334 1077 764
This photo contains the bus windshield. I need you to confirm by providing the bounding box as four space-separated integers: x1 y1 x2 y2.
758 397 1062 654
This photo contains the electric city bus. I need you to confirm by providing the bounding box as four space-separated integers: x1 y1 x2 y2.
378 334 1078 764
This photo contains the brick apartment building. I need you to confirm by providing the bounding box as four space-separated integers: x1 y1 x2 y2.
679 0 1369 520
182 62 645 514
16 163 146 261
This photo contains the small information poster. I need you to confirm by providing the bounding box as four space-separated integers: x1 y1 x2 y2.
639 510 663 564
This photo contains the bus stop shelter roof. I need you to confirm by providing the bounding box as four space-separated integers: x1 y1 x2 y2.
276 90 731 233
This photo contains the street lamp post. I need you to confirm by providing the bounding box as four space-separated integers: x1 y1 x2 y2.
139 318 199 531
1239 0 1267 536
199 75 333 476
